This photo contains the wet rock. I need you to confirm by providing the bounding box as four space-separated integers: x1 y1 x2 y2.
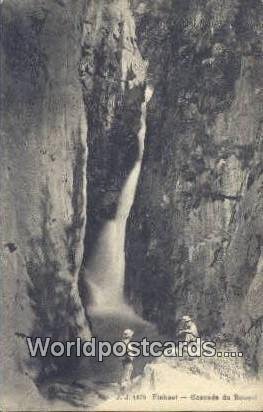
125 0 263 373
0 0 90 405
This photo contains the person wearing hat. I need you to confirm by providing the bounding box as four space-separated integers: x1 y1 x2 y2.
178 315 198 343
120 328 134 392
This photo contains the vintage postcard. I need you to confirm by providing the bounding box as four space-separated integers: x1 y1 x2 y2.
0 0 262 411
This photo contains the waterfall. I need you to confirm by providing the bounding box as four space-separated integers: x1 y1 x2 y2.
84 86 153 314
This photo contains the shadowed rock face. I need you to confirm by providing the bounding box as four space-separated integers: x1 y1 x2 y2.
0 1 263 408
0 0 90 402
79 0 149 313
79 0 147 257
125 0 263 373
0 0 151 404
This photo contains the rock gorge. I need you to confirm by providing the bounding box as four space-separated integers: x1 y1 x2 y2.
0 0 262 406
125 0 263 375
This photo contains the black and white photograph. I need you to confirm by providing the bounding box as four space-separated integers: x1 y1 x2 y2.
0 0 263 410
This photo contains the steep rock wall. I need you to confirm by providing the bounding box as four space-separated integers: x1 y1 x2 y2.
125 0 263 372
0 0 90 403
79 0 148 308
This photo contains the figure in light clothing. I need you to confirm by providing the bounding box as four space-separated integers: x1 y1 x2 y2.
120 328 134 393
178 315 198 342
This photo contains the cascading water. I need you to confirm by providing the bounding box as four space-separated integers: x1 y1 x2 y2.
78 85 158 383
83 85 153 315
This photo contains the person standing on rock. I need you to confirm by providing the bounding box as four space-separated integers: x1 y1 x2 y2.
178 315 198 343
120 328 134 393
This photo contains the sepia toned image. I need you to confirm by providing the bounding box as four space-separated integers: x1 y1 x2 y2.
0 0 262 410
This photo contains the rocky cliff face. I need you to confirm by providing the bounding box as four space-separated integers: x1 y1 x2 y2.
125 0 263 373
0 0 262 407
0 0 90 402
78 0 149 311
79 0 147 256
